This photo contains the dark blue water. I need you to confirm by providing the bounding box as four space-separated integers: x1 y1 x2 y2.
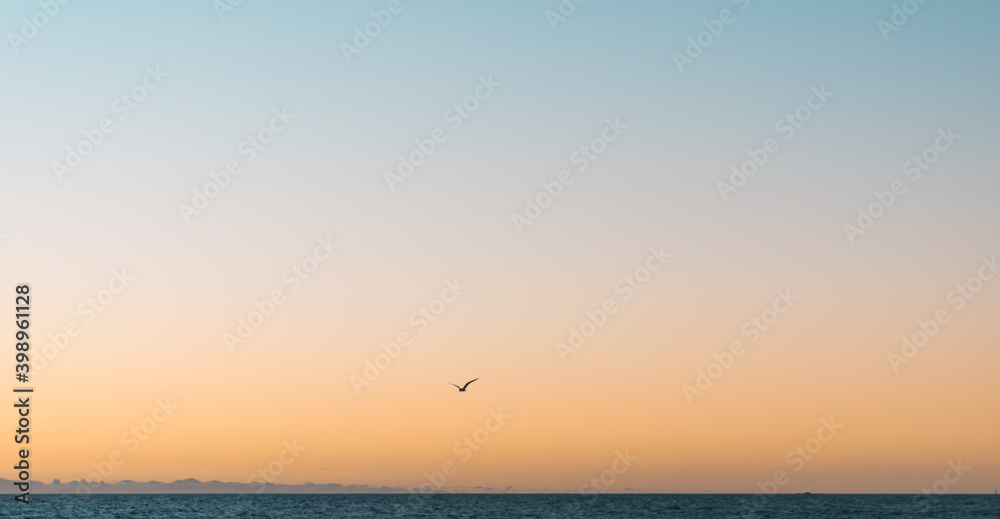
1 494 996 518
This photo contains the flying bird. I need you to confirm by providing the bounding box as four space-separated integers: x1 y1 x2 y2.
450 378 479 392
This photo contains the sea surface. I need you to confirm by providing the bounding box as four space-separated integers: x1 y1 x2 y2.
0 494 996 518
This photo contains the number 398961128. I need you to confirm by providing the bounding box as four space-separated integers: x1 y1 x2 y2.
15 285 30 382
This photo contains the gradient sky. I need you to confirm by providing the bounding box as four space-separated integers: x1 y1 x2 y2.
1 1 998 493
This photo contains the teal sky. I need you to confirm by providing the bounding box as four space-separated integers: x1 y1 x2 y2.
3 0 996 289
3 1 997 224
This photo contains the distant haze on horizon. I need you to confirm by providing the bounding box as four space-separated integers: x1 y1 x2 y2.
1 1 998 494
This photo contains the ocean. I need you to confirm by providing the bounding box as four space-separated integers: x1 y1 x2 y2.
0 494 996 518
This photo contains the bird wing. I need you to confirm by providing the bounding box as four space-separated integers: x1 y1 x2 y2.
449 383 462 389
461 378 479 390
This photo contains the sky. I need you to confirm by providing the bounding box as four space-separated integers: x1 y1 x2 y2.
1 0 998 494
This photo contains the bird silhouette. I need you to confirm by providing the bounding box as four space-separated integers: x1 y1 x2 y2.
449 378 479 392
